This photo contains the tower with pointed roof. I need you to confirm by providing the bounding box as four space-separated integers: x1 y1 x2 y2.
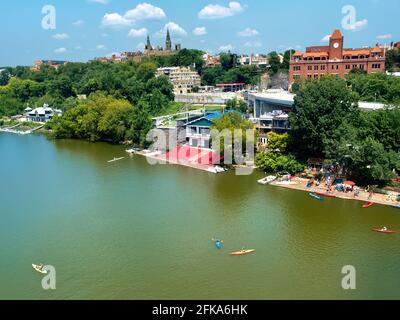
165 28 172 51
329 29 344 60
145 35 152 51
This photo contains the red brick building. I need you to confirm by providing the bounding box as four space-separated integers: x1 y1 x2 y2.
289 29 385 83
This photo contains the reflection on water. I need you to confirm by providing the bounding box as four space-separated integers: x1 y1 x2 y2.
1 133 400 300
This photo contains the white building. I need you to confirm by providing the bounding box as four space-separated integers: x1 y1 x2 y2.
248 90 294 144
157 66 201 95
237 54 269 67
25 104 62 123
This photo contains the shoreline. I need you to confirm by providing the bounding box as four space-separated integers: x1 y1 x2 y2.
270 178 400 208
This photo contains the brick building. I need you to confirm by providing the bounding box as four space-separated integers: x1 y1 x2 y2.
289 29 385 83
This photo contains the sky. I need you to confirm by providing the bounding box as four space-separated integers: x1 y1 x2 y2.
0 0 399 66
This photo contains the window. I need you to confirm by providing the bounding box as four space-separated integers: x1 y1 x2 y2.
346 65 351 70
372 63 381 69
308 66 312 71
307 74 312 79
293 66 301 71
293 75 300 80
321 65 326 71
360 64 365 70
314 65 318 71
314 74 318 79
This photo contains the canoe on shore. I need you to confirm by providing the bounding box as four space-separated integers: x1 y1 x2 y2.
363 202 375 208
229 249 255 256
316 192 337 198
372 228 397 234
309 193 323 201
392 205 400 209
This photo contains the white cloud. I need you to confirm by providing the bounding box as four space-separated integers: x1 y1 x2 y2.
53 33 69 40
88 0 109 4
238 28 259 37
101 3 166 28
54 47 67 54
125 3 166 20
244 41 262 48
75 46 82 50
101 13 132 27
193 27 207 36
348 19 368 31
219 44 234 52
155 22 187 37
199 1 244 19
322 34 331 42
72 20 85 27
96 44 106 50
377 34 392 40
128 28 148 38
101 33 109 37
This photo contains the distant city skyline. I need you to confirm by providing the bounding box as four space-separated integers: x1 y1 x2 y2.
0 0 399 66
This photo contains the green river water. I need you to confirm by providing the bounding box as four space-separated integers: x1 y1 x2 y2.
1 133 400 300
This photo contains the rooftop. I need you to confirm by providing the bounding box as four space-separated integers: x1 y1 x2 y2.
249 90 295 106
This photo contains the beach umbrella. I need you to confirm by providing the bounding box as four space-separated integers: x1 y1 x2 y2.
343 181 356 186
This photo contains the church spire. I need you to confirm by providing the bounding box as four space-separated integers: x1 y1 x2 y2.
165 28 172 51
145 34 152 51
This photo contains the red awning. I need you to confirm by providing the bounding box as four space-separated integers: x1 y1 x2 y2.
343 181 356 186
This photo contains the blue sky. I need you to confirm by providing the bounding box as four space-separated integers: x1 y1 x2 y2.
0 0 399 66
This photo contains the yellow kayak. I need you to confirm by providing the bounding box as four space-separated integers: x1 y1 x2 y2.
229 249 255 256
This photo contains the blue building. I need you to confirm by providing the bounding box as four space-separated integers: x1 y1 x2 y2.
185 110 240 148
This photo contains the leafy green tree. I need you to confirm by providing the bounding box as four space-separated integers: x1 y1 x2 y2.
268 51 281 75
386 49 400 71
345 72 400 104
289 76 359 159
211 112 255 161
282 49 295 71
256 152 305 174
266 132 290 152
126 100 153 148
344 137 400 185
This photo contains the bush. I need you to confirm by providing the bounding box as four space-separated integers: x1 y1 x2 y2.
256 152 305 174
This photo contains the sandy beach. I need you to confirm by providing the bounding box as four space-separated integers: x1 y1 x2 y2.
270 177 400 208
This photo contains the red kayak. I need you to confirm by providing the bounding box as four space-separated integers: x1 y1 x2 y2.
316 192 337 198
372 228 397 234
363 202 375 208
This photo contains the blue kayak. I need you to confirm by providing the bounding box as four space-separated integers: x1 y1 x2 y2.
309 192 323 201
392 205 400 209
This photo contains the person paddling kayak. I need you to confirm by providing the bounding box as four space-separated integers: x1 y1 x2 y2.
212 238 224 249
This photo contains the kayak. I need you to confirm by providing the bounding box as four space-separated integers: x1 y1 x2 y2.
363 202 375 208
32 264 47 274
309 193 323 201
316 192 336 198
392 205 400 209
372 228 397 234
229 249 255 256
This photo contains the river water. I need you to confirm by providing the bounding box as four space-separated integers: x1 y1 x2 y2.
1 133 400 299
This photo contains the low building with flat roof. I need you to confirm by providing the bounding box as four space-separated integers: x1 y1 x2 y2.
216 82 246 92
